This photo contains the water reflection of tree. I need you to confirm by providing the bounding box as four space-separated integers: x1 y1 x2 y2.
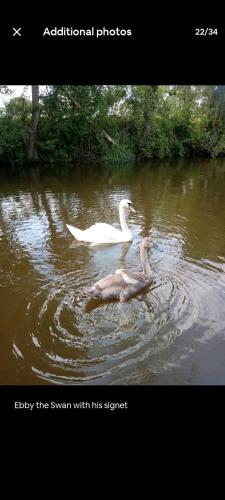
134 159 225 260
0 197 38 287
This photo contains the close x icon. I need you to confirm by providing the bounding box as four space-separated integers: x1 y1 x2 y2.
12 27 22 36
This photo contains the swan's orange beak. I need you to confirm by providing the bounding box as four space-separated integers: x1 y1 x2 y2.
129 204 136 213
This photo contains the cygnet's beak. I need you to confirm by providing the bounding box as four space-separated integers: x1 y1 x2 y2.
129 204 136 213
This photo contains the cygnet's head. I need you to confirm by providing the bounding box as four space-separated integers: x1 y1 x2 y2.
141 237 151 250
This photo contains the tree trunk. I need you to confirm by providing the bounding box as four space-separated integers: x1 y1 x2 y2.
102 129 118 145
27 85 40 161
144 85 158 134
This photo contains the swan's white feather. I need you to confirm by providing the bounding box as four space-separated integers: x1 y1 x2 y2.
66 199 133 244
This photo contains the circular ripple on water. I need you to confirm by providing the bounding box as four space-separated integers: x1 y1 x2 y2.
12 241 225 385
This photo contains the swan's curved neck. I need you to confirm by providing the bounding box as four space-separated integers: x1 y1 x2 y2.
140 246 152 277
119 205 129 233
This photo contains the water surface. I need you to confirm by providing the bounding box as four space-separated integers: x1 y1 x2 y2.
1 158 225 384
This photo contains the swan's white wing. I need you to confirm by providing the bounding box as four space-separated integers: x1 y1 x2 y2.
83 223 123 242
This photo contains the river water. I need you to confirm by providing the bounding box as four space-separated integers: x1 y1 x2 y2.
1 158 225 385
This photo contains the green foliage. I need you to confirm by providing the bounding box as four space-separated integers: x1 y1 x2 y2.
101 132 135 164
0 85 225 166
210 132 225 157
0 98 32 165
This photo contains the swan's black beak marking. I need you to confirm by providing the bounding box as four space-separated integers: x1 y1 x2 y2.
128 203 136 213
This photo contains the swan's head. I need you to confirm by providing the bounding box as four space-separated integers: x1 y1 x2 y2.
141 237 151 250
120 199 136 213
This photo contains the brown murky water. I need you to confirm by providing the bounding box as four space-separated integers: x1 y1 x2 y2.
1 158 225 385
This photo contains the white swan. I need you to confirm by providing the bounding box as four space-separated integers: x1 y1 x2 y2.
86 237 153 301
66 199 135 244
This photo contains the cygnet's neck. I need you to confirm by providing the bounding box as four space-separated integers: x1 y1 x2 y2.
140 245 152 277
119 204 130 233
